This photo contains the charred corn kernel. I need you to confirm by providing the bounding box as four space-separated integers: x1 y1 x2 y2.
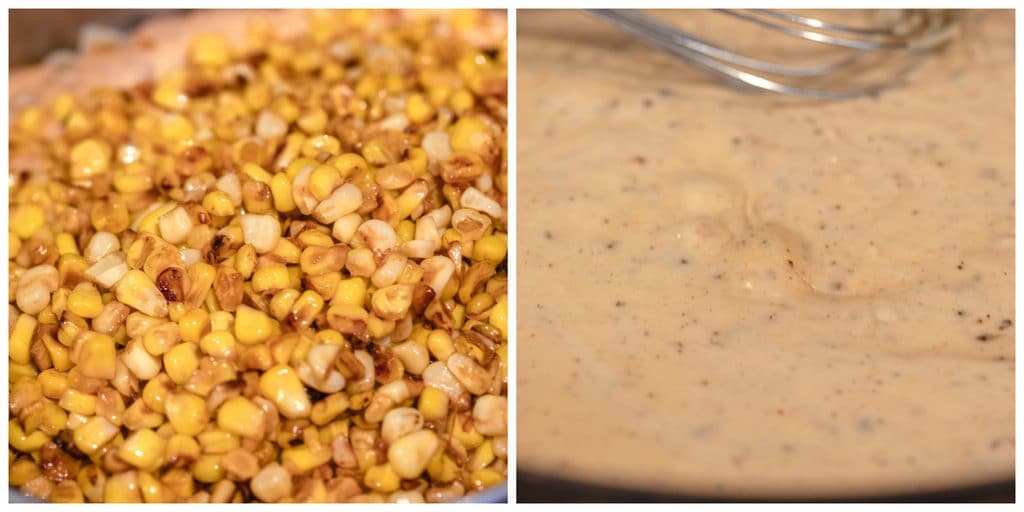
333 277 367 307
178 308 211 343
77 332 117 379
193 454 225 484
29 401 68 436
406 93 434 124
473 235 507 265
252 265 290 293
189 34 231 67
417 386 449 421
235 245 257 278
119 429 167 469
74 416 118 454
67 282 104 318
216 396 264 438
11 204 45 239
164 342 199 385
200 330 236 359
10 313 36 364
363 463 401 493
310 393 349 426
9 420 49 452
115 270 168 318
166 392 209 436
198 430 240 454
137 471 164 503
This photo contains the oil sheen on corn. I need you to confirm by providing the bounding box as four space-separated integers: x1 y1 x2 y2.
518 10 1014 497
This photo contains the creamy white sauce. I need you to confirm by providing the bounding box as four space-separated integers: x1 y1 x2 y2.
518 10 1014 497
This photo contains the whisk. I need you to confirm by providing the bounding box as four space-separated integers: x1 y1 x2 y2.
591 9 962 100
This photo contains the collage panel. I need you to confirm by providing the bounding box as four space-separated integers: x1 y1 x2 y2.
516 9 1014 503
8 8 508 504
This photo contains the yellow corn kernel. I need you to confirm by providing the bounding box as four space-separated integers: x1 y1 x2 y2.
152 71 189 111
73 416 118 455
119 428 167 470
166 433 202 465
332 277 367 307
426 451 458 483
216 396 265 438
451 414 484 450
468 468 503 490
270 172 297 212
252 265 291 293
137 471 164 503
164 342 199 385
10 313 37 365
55 232 80 255
489 295 508 339
27 400 67 437
396 219 415 243
11 203 45 239
269 289 301 321
189 34 231 67
69 138 113 180
363 463 401 493
193 454 225 484
166 392 209 436
234 305 275 345
200 330 237 359
67 282 104 318
473 235 507 265
259 364 312 419
406 93 435 124
451 304 466 330
10 458 42 486
142 374 172 414
417 386 449 421
281 445 332 474
161 114 195 147
310 393 350 426
235 244 257 279
210 310 234 332
427 330 455 361
178 308 211 343
450 88 475 113
296 229 334 248
10 235 22 259
59 388 97 416
198 429 240 454
331 153 369 178
302 134 341 158
76 332 117 379
143 322 182 356
468 439 495 471
162 468 194 500
39 369 69 399
9 419 49 452
309 164 343 201
202 191 236 216
240 163 273 184
297 108 328 134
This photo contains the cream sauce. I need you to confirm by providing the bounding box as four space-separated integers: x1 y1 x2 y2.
518 10 1014 497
